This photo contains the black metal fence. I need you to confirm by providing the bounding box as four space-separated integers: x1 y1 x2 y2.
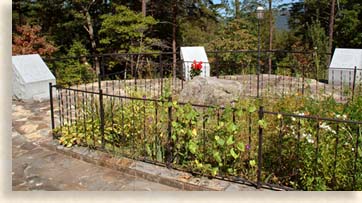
44 50 362 102
49 82 362 190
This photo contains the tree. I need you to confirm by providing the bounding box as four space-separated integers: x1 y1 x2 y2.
235 0 240 18
287 0 362 62
53 40 96 86
289 0 330 42
142 0 147 16
259 0 282 74
207 18 257 75
147 0 220 81
172 0 178 83
12 24 57 56
98 4 160 75
307 20 329 79
179 14 219 47
99 5 158 53
334 0 362 48
70 0 105 74
275 18 328 79
12 0 26 27
328 0 336 65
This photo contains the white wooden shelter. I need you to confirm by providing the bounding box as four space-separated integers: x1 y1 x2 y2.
12 54 56 101
329 48 362 85
180 46 210 80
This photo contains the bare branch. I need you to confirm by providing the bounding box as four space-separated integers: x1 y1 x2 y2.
83 25 90 33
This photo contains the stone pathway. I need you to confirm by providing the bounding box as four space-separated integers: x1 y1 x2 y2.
12 100 53 144
12 100 179 191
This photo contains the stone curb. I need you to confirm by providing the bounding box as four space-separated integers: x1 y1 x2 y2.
39 139 264 191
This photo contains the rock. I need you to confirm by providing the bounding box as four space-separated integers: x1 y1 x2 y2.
26 132 43 140
224 183 258 191
19 124 39 134
178 76 243 106
12 107 32 119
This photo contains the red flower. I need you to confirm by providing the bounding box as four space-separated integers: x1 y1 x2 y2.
191 60 197 69
190 60 203 79
191 60 203 70
196 61 202 70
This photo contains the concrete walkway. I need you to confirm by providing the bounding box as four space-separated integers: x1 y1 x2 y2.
12 100 179 191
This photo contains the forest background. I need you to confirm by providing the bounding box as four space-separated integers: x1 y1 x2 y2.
11 0 362 84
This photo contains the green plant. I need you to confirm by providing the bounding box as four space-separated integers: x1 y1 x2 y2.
48 41 96 86
55 88 362 190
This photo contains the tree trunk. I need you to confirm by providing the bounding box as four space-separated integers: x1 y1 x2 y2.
328 0 336 66
142 0 146 16
268 0 273 74
235 0 240 19
18 1 23 25
84 9 100 75
172 0 177 85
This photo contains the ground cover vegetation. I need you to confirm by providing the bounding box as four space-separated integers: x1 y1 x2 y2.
54 84 362 190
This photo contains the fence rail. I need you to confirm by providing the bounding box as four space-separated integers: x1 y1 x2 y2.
49 82 362 190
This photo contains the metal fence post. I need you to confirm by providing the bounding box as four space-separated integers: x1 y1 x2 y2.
352 66 357 101
99 89 105 149
98 74 102 90
160 54 163 95
101 55 105 77
166 96 173 168
257 106 264 189
257 20 261 98
49 83 55 139
302 65 305 95
134 55 138 92
180 60 184 90
215 52 219 78
352 125 360 190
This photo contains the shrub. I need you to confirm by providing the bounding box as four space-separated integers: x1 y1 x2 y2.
55 90 362 190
